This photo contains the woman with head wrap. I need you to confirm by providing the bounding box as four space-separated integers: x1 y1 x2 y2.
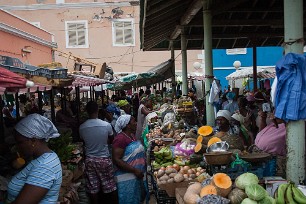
112 115 148 204
135 97 152 141
214 110 245 150
7 114 62 204
104 103 121 132
223 92 239 115
116 99 131 115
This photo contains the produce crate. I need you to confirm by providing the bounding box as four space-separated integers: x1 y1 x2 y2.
39 67 68 79
0 55 24 68
209 164 264 180
155 190 177 204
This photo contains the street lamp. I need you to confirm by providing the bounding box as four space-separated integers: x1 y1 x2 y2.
233 60 241 69
193 61 202 69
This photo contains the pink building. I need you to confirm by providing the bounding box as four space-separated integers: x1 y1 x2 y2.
0 0 202 77
0 9 55 66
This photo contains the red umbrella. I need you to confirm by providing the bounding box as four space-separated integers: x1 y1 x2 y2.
0 66 34 89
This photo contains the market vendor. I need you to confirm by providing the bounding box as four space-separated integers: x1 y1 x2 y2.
223 92 239 115
7 114 62 203
117 99 131 115
136 97 152 141
214 110 245 150
254 116 286 157
104 103 121 132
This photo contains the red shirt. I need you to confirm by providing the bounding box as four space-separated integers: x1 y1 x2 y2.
113 132 136 149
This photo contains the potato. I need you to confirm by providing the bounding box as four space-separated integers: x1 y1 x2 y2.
157 170 165 178
167 178 174 183
160 180 167 184
159 175 169 181
165 168 176 175
169 173 177 178
189 174 197 179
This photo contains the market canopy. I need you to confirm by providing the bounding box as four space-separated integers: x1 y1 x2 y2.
140 0 306 51
225 66 276 80
0 66 34 93
108 59 174 90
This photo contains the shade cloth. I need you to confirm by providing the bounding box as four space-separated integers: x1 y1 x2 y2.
0 66 34 91
226 66 276 80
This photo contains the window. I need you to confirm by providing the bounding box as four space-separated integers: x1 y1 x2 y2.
31 22 40 27
65 20 89 48
226 48 247 55
112 19 135 46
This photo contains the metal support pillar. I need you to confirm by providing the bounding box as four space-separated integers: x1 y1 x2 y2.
181 28 188 96
170 41 176 97
284 0 305 184
203 0 215 126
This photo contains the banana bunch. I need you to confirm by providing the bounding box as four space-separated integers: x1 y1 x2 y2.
275 182 306 204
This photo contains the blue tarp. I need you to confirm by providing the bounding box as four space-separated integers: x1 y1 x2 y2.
274 53 306 121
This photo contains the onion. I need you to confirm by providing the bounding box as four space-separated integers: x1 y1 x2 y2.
160 167 166 171
173 164 180 171
187 169 194 175
183 166 190 173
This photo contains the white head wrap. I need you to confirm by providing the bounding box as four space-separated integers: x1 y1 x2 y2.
216 110 232 121
231 113 245 124
115 114 131 133
15 113 60 141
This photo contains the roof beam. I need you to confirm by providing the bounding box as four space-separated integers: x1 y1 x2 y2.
146 0 182 16
170 0 203 40
189 19 285 27
146 2 186 22
186 32 285 40
212 0 249 16
225 7 283 13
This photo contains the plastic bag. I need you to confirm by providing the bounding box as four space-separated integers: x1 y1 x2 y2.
174 140 195 157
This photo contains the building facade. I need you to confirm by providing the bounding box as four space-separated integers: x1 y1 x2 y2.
0 0 201 76
0 9 55 66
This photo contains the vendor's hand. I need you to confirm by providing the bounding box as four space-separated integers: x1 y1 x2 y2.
133 168 144 179
258 110 267 118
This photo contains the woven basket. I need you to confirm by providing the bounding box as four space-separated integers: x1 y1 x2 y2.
204 151 233 165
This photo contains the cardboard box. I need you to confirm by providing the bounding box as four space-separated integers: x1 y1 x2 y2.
264 176 287 197
158 181 191 197
175 187 188 204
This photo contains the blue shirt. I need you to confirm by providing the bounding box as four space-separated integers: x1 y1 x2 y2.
7 152 62 204
275 53 306 121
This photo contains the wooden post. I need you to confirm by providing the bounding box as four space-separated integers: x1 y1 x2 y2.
15 92 20 120
0 95 4 142
50 89 55 123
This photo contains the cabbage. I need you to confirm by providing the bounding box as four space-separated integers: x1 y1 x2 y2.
245 184 268 201
258 196 276 204
235 173 259 190
241 198 258 204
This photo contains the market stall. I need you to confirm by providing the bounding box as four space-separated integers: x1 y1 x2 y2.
142 96 306 204
107 59 174 90
225 67 276 93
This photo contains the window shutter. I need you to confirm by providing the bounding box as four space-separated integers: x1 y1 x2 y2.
67 22 87 47
113 20 134 46
116 29 124 44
